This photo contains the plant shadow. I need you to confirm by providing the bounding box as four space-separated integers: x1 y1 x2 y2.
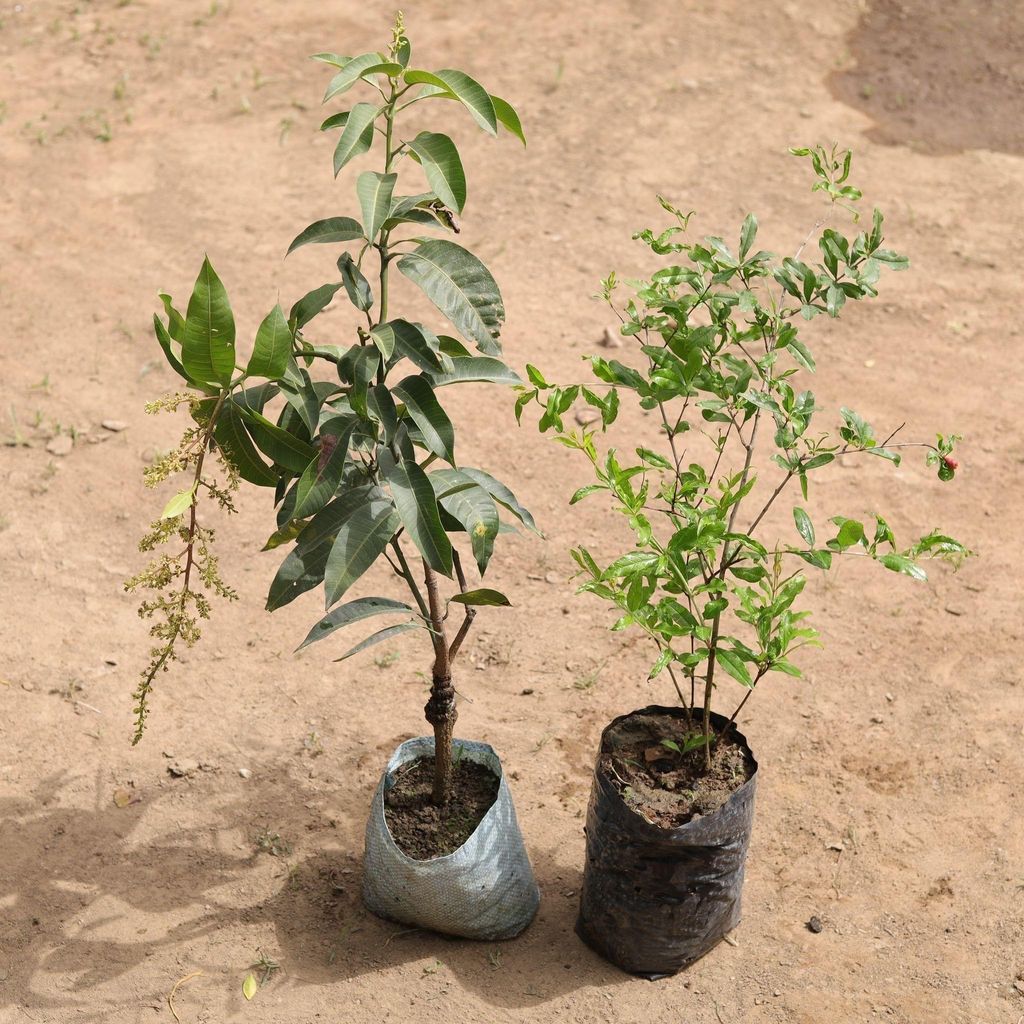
4 762 629 1018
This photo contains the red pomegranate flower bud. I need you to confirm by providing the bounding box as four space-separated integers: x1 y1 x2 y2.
942 455 959 471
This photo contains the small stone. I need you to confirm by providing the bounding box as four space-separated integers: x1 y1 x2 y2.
679 77 699 90
773 990 781 998
574 406 601 426
520 688 534 696
870 714 884 724
104 657 118 666
600 326 622 348
544 571 560 585
101 420 128 432
885 692 894 702
807 915 824 933
864 359 875 368
238 768 252 779
46 435 73 456
21 681 35 692
826 842 844 852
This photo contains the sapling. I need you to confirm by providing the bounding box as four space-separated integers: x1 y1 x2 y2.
127 14 534 807
520 144 968 769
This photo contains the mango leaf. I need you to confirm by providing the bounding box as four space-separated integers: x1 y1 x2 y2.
333 621 421 662
333 102 379 176
391 374 455 463
158 293 186 341
246 304 292 381
450 588 510 606
459 467 540 534
403 69 497 134
425 356 520 387
266 485 381 610
153 314 187 380
324 499 401 607
161 487 195 520
286 217 364 256
294 418 356 519
337 253 373 312
214 405 278 486
366 384 399 441
490 95 525 144
290 283 342 330
397 240 504 354
405 132 466 213
296 596 414 651
429 470 499 574
323 53 400 101
311 52 352 69
357 170 397 242
182 256 236 387
374 319 445 372
878 553 927 580
380 450 453 575
234 401 317 473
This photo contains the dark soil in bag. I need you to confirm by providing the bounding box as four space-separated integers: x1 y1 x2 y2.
384 756 499 859
577 705 759 978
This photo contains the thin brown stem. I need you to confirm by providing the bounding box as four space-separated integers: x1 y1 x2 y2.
447 550 477 663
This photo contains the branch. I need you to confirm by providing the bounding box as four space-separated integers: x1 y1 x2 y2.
447 550 477 663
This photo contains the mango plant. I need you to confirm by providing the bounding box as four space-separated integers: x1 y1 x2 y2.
127 15 534 805
519 145 968 765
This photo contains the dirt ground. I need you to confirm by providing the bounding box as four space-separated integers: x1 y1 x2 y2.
2 1 1022 1022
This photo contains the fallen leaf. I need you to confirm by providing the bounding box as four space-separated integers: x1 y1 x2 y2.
242 973 258 1000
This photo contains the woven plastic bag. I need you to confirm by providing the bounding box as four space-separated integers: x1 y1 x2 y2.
362 736 540 940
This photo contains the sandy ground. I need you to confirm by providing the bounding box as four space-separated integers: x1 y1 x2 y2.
2 1 1022 1022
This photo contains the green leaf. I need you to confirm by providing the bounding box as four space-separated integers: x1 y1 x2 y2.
793 507 815 546
739 213 757 260
450 588 511 607
405 132 466 213
213 405 278 486
834 518 866 549
235 401 317 473
424 356 520 387
242 973 258 1001
182 256 236 387
392 374 455 463
397 240 504 354
266 485 380 610
286 217 364 256
158 293 186 341
357 170 397 242
490 95 525 144
337 253 373 312
324 499 401 606
332 102 378 176
161 487 195 520
716 649 753 687
310 52 352 69
246 304 291 381
263 519 305 551
294 419 355 519
430 470 500 575
380 451 453 575
403 68 497 134
372 319 445 371
323 53 400 101
296 596 414 651
878 553 927 581
460 467 540 534
334 621 421 662
153 313 188 380
290 283 342 330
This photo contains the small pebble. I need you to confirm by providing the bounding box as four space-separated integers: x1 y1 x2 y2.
807 915 823 933
101 420 128 432
46 435 73 456
870 714 884 724
544 571 559 585
520 688 534 696
238 768 252 779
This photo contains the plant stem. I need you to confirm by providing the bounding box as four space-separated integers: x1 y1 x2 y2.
701 615 722 768
422 562 456 805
